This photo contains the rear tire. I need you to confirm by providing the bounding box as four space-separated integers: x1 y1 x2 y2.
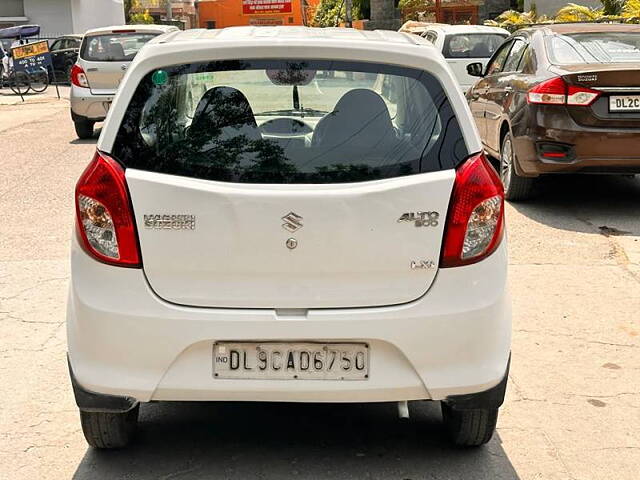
441 403 498 447
80 405 139 449
29 67 49 93
500 133 535 201
74 120 94 139
8 71 30 95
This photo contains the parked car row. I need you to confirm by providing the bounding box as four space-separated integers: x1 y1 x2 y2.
64 22 639 451
408 22 640 200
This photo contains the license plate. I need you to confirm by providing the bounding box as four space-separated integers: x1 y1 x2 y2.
213 342 369 380
609 95 640 112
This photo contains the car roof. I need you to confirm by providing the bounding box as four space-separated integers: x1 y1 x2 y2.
423 24 510 35
83 24 179 36
145 26 432 49
529 22 640 35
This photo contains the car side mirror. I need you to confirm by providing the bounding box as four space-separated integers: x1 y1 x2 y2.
467 62 484 78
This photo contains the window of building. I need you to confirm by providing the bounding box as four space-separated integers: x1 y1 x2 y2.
206 21 216 29
0 0 25 17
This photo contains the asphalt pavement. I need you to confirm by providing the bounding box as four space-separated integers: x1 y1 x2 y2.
0 90 639 480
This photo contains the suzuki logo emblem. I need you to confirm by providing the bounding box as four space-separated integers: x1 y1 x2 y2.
282 212 303 232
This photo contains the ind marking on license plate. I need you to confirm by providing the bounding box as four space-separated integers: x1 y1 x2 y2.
213 342 369 380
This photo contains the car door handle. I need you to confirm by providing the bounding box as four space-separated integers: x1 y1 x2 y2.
87 68 98 72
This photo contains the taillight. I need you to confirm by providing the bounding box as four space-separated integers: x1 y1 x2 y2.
440 154 504 268
75 152 141 267
566 84 600 106
70 64 89 88
527 76 600 106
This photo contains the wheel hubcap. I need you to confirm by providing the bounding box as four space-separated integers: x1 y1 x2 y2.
501 139 513 192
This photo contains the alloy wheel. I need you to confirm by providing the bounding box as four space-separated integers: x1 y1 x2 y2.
500 137 513 192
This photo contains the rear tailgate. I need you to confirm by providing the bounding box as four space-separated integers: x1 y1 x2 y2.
80 29 160 95
557 66 640 128
128 170 454 309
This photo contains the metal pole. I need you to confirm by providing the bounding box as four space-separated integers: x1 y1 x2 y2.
345 0 352 28
165 0 172 21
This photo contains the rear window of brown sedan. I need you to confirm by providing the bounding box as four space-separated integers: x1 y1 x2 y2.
547 32 640 64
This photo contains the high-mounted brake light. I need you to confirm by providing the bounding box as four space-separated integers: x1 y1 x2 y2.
440 154 504 268
527 76 600 106
70 64 89 88
75 152 141 267
112 29 136 33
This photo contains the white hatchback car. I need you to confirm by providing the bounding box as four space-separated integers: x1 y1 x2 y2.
67 27 511 449
70 24 178 139
420 25 509 91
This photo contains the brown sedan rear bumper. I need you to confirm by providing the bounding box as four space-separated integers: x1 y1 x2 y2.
514 127 640 177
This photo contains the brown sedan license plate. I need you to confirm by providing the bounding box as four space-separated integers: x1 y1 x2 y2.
213 342 369 380
609 95 640 112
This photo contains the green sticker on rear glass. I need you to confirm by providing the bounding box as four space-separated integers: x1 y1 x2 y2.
152 69 168 86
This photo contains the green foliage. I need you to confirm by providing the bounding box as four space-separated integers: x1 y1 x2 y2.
555 3 604 22
129 10 155 24
484 10 549 31
600 0 624 16
128 0 155 25
312 0 366 27
622 0 640 20
487 0 640 29
398 0 424 9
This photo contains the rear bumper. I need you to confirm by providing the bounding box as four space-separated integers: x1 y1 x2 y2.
67 236 511 405
69 84 113 122
514 125 640 176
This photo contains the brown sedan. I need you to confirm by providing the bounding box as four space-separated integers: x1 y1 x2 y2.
466 23 640 200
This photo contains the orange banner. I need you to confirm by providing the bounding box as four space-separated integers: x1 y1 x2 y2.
11 41 49 60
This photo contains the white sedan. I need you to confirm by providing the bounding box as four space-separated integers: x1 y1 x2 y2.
420 24 510 91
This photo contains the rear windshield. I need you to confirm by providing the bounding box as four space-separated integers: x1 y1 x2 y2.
112 59 468 184
443 33 507 58
80 32 157 62
547 32 640 64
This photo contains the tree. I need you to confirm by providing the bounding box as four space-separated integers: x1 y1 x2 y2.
622 0 640 21
312 0 367 27
484 10 545 31
128 0 155 24
554 3 604 22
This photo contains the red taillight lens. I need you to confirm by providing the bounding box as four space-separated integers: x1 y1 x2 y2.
75 152 141 267
440 154 505 268
527 77 566 105
70 64 89 88
527 76 600 106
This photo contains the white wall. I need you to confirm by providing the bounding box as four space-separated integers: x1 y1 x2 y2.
71 0 125 34
524 0 602 17
23 0 73 36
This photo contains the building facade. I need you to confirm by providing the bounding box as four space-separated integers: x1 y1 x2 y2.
0 0 126 36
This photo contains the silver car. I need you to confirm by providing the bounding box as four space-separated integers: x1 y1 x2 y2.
70 24 178 139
